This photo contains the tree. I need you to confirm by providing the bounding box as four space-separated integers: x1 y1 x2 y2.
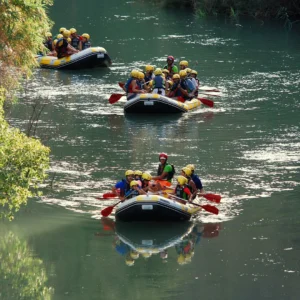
0 0 53 220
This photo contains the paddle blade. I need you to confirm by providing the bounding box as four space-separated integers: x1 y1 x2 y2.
118 82 125 89
202 193 221 203
198 97 214 107
103 192 117 198
200 204 219 215
101 205 114 217
109 93 124 104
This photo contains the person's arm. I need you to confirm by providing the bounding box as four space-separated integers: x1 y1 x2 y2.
137 187 146 195
78 41 82 51
178 83 189 97
67 44 79 53
132 80 145 93
189 180 198 199
152 165 172 181
183 187 192 202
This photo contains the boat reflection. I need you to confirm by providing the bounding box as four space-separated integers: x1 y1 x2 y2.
100 219 221 266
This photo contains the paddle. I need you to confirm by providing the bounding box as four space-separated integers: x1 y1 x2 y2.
100 191 134 217
200 193 221 203
198 97 214 107
109 93 125 104
166 193 219 215
199 87 220 92
103 192 117 198
119 82 125 89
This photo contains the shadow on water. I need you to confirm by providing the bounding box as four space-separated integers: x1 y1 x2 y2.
99 218 221 266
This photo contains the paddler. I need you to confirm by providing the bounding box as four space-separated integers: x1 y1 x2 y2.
112 170 134 200
163 55 178 77
152 153 175 184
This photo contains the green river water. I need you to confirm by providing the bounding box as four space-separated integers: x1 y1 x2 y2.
1 0 300 299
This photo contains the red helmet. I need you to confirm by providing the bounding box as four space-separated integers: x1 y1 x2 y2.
159 153 168 160
167 55 174 62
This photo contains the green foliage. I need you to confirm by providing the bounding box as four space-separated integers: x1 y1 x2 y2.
0 232 53 299
0 0 52 220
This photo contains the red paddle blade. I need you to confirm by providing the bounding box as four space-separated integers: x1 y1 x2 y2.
103 192 117 198
203 194 221 203
118 82 125 89
200 204 219 215
109 93 124 104
101 206 114 217
177 96 185 103
199 98 214 107
96 197 115 200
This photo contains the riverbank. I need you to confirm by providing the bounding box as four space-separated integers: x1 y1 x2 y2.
150 0 300 28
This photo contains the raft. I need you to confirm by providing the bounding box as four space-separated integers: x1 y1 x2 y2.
123 93 201 113
36 47 112 70
115 194 200 222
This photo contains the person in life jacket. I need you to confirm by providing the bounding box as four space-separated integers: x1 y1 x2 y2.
125 70 146 100
163 55 178 77
79 33 91 51
137 71 145 89
179 60 189 70
124 180 146 199
55 30 79 59
186 164 205 195
190 70 200 89
43 32 57 56
178 70 197 100
172 175 192 202
144 65 155 85
167 73 188 99
69 28 80 50
152 153 175 183
181 167 198 200
149 68 166 96
112 170 134 200
134 170 143 187
162 69 173 93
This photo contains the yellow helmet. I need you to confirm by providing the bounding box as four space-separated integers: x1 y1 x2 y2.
53 39 58 46
137 72 145 80
130 251 140 259
134 170 143 176
167 80 174 87
172 74 180 79
179 60 189 67
130 180 139 187
142 172 152 181
181 167 192 177
125 257 135 266
162 69 169 74
186 164 195 171
57 34 63 39
67 37 71 43
59 27 66 33
69 28 77 34
142 252 151 258
130 69 138 78
191 70 198 75
177 254 186 265
45 32 52 37
177 175 188 186
185 68 192 73
125 170 134 176
82 33 90 40
179 70 187 78
145 65 154 72
63 30 70 38
154 68 162 76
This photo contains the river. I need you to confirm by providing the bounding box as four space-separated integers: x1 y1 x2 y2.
1 0 300 299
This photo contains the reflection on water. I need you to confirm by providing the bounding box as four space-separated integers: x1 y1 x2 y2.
0 232 53 300
99 219 221 267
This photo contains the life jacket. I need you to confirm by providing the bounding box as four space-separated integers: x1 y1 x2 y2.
145 73 153 83
164 64 177 75
55 38 68 59
81 41 91 50
157 163 175 181
125 188 140 199
44 40 53 51
152 75 165 90
175 184 189 200
120 179 131 197
71 36 80 49
125 77 134 93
